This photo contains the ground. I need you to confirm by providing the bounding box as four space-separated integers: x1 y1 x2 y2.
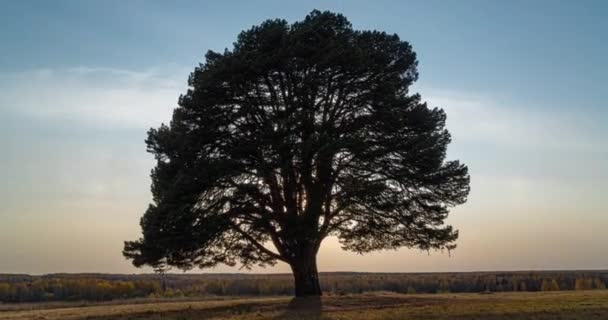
1 291 607 320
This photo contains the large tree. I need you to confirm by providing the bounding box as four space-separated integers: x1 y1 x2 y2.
124 10 470 297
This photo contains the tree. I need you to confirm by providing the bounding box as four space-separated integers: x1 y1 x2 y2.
541 279 560 291
153 264 170 293
123 10 470 297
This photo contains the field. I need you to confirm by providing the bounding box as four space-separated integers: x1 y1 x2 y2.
1 291 607 320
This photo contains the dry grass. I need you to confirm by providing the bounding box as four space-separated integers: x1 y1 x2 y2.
1 291 607 320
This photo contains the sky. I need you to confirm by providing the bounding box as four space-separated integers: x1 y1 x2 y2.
1 0 607 274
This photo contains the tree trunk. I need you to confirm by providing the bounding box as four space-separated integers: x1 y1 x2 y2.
290 255 322 297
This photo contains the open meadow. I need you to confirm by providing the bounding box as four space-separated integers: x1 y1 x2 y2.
1 291 607 320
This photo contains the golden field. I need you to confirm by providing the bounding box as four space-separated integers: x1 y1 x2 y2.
1 291 607 320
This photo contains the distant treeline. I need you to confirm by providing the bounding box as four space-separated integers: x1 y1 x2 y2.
0 271 606 303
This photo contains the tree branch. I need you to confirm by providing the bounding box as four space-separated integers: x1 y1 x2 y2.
230 223 286 262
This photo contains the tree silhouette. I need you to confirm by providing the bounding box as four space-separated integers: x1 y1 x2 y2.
124 10 470 296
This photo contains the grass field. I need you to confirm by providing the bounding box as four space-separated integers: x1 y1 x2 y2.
1 291 607 320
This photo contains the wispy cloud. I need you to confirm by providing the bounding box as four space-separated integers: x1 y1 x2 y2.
421 88 607 153
0 66 190 129
2 66 605 153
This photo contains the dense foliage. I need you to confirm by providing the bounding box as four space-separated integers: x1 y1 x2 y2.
124 10 469 296
1 271 606 303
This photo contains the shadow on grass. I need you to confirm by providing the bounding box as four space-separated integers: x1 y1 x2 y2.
271 296 323 320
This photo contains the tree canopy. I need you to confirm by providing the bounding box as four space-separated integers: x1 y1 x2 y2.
124 10 470 296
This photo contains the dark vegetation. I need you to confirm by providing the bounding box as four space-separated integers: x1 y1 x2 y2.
124 9 470 297
1 271 606 303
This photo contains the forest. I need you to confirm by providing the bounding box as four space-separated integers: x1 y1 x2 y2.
1 271 606 303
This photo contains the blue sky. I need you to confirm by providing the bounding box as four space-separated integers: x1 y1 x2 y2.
3 0 607 110
1 1 607 274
